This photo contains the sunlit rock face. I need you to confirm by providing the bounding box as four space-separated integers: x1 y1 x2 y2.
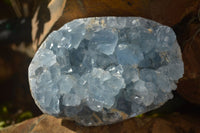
28 17 184 126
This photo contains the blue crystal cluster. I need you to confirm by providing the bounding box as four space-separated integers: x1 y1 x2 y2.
28 17 184 126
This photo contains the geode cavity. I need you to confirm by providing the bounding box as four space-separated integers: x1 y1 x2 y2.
28 17 184 126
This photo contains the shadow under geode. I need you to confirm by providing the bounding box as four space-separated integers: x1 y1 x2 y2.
61 117 140 133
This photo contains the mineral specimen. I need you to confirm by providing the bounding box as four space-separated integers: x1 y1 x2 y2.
28 17 184 126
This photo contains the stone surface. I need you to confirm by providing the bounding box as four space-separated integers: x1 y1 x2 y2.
28 17 184 126
31 0 67 51
54 0 200 29
1 113 200 133
175 13 200 104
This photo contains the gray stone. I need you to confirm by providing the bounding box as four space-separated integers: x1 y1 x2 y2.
28 17 184 126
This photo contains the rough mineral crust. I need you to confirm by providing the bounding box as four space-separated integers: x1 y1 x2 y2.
28 17 184 126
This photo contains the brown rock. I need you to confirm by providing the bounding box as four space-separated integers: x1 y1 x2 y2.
31 0 67 51
178 77 200 104
152 119 176 133
176 9 200 104
1 113 200 133
53 0 200 30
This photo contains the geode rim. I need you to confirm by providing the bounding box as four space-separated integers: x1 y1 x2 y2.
28 16 184 126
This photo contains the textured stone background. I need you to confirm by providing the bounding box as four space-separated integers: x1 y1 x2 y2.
0 0 200 132
1 113 200 133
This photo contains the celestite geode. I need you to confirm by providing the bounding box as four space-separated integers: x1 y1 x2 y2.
28 17 184 126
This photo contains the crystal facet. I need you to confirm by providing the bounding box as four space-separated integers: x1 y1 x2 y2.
28 17 184 126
